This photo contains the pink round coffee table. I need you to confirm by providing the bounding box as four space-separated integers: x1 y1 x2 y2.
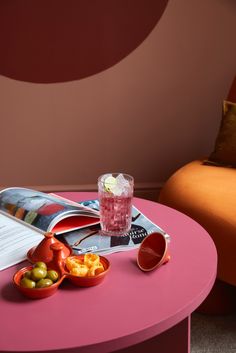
0 192 217 353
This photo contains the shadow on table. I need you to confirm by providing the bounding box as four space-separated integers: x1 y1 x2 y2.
1 282 27 303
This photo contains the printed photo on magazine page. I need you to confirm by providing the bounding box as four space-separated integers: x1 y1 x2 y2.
0 187 100 235
56 200 170 255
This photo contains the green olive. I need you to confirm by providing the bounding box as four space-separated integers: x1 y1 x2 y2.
30 267 47 281
36 278 53 288
20 277 36 289
46 270 59 282
24 270 32 279
34 261 47 270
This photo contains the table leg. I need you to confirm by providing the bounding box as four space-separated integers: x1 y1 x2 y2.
115 316 190 353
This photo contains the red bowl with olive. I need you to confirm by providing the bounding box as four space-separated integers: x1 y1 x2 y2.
13 261 64 299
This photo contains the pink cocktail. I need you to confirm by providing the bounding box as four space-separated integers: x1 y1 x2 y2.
98 173 134 236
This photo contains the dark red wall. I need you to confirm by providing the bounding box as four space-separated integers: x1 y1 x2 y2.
0 0 168 83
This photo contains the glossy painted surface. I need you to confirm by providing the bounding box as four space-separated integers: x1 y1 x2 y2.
0 193 217 353
27 231 71 264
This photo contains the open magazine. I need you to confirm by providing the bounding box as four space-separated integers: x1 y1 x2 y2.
0 187 100 235
0 188 169 269
0 187 100 270
56 199 169 256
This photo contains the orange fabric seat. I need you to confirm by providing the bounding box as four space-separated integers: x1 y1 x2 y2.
159 159 236 286
159 76 236 313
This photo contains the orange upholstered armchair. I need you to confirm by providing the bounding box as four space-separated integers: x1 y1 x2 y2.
159 76 236 314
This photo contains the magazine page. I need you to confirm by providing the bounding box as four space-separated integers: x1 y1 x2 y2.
56 200 169 255
0 211 44 271
0 187 99 234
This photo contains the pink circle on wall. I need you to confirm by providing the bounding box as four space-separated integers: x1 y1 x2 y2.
0 0 169 83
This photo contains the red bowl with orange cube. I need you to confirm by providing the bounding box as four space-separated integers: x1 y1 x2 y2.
64 254 110 287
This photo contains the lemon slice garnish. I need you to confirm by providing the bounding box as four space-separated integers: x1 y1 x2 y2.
104 176 117 192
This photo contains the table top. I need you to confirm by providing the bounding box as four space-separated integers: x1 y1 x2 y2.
0 192 217 353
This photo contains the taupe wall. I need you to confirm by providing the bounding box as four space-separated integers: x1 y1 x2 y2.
0 0 236 196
